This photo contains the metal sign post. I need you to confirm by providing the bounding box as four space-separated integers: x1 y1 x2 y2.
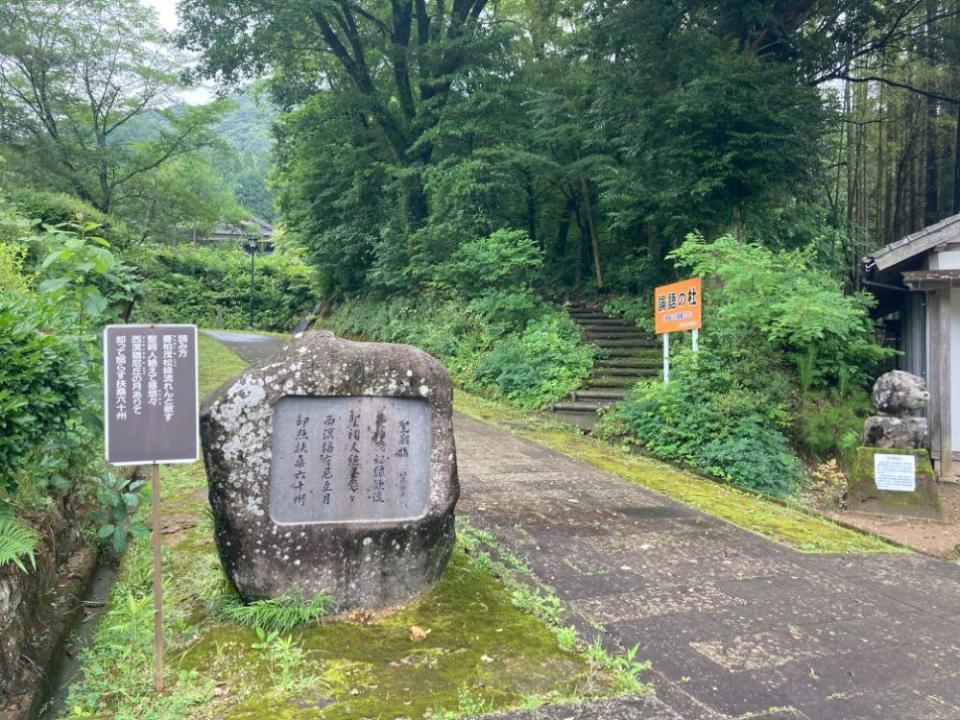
662 332 670 383
150 463 163 692
654 278 703 383
104 324 199 694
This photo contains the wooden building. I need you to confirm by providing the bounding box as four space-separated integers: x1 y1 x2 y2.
864 214 960 480
205 215 275 250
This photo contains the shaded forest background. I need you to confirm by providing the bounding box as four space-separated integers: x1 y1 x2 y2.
171 0 960 299
4 0 960 499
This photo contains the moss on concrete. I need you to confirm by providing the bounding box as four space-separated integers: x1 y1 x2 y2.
453 391 901 555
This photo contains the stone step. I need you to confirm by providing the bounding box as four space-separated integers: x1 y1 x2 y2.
572 388 629 401
582 330 646 340
586 377 646 388
597 338 658 348
551 401 607 413
591 366 655 378
572 317 634 327
601 347 661 358
597 359 661 370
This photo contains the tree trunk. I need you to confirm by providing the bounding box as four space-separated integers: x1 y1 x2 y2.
524 172 538 247
926 0 940 225
579 177 603 290
552 193 577 264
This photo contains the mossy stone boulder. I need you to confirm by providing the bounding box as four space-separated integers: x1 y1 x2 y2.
848 447 942 520
200 331 459 610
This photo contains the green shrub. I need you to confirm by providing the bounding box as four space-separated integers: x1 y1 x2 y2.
326 295 594 409
0 292 87 493
794 389 871 460
471 315 595 408
442 229 543 297
130 244 317 330
599 349 804 498
7 187 134 250
669 233 889 389
601 295 653 333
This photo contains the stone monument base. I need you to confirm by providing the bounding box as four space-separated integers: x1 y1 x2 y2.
847 447 943 520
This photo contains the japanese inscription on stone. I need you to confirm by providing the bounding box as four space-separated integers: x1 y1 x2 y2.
104 324 199 465
269 396 431 524
874 453 917 492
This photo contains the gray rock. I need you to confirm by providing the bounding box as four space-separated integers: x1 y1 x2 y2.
871 370 929 415
863 415 929 449
201 330 459 610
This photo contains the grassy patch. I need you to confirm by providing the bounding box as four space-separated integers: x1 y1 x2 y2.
453 391 901 554
60 336 616 720
198 331 248 397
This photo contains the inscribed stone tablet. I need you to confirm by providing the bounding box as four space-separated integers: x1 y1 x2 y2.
874 453 916 492
269 396 431 524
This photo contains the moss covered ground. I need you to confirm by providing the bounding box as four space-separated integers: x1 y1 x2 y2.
59 335 614 720
453 391 901 554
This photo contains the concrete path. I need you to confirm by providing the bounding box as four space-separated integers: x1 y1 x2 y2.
456 414 960 720
203 329 282 365
213 333 960 720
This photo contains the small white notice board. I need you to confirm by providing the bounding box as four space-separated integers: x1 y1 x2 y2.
874 454 916 492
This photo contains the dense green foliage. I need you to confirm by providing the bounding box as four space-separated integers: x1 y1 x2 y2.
0 192 147 567
328 296 594 409
177 0 942 300
600 349 804 498
670 233 887 389
131 245 315 331
0 293 86 491
601 233 893 496
323 229 594 408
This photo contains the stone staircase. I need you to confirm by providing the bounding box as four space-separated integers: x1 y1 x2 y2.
551 304 660 429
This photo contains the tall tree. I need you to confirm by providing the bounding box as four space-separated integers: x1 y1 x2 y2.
0 0 224 213
179 0 496 230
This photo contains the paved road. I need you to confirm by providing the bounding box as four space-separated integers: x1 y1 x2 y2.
214 332 960 720
457 415 960 720
204 329 284 365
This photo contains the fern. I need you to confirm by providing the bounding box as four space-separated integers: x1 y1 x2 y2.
0 509 38 572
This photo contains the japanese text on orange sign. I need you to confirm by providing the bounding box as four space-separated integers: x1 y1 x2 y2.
654 277 701 334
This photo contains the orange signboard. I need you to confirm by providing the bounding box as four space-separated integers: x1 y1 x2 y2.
654 277 701 334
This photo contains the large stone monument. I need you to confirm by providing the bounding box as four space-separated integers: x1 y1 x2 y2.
200 331 459 610
848 370 942 519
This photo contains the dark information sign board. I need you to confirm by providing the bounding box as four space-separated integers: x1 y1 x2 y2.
104 324 199 465
269 396 432 525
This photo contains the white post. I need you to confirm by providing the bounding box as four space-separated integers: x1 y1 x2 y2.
663 332 670 383
692 328 699 353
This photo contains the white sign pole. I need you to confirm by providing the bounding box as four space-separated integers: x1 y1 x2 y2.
663 332 670 383
692 328 699 353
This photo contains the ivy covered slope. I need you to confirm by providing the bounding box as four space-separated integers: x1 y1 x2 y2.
60 336 637 720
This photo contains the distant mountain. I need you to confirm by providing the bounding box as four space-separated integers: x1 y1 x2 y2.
216 93 275 156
